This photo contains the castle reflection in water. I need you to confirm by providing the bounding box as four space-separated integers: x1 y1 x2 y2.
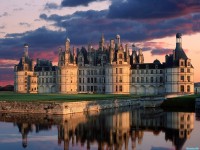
0 107 195 150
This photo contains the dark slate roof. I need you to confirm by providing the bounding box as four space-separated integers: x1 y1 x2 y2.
16 56 33 71
175 44 188 60
131 63 164 69
34 59 57 71
34 66 57 72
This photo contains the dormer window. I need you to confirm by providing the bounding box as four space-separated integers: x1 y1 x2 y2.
180 61 184 66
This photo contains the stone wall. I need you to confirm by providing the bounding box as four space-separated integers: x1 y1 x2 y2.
0 98 164 115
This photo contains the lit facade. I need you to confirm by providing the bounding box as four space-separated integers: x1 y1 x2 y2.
14 33 194 95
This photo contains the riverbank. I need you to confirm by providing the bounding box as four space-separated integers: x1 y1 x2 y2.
0 97 164 114
161 94 200 111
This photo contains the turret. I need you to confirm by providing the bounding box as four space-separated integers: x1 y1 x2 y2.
176 33 182 49
132 44 137 64
138 48 144 64
174 33 187 60
73 47 76 64
99 33 105 51
65 38 70 52
24 43 29 57
115 34 120 50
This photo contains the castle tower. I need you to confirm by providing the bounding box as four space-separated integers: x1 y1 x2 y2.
164 33 194 94
58 37 78 94
105 34 130 94
14 44 37 93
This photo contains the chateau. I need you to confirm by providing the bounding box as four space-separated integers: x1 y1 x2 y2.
14 33 194 95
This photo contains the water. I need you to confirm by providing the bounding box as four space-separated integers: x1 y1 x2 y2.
0 107 200 150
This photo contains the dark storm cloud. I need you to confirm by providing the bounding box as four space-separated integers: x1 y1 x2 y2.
108 0 200 19
0 27 66 59
44 2 60 10
61 0 105 7
39 10 200 46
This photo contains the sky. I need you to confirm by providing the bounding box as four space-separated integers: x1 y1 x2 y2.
0 0 200 86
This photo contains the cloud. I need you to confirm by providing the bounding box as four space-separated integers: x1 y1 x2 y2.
44 2 60 10
19 22 31 27
61 0 106 7
0 12 8 18
13 8 23 11
0 25 5 29
39 10 200 47
108 0 200 20
0 59 18 68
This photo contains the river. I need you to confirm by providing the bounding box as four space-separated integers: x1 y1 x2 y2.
0 106 199 150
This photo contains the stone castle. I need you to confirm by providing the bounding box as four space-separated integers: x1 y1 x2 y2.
14 33 194 95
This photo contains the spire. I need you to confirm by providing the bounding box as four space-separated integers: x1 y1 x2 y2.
23 43 29 57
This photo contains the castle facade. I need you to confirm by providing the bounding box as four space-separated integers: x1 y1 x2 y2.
14 33 194 95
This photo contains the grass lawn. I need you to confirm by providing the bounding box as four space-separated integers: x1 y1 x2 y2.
161 94 200 111
0 91 140 102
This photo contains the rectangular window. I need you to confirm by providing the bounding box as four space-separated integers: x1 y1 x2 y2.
146 77 148 83
187 69 190 73
180 68 184 73
87 78 90 83
119 68 123 74
119 61 122 64
160 77 163 82
187 85 190 92
160 70 163 74
187 76 190 82
151 70 153 74
116 68 118 74
137 77 139 83
116 85 118 92
119 76 122 82
119 85 123 92
132 77 135 83
141 70 144 74
141 77 144 83
181 85 184 92
79 78 81 83
151 77 154 83
181 76 184 81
